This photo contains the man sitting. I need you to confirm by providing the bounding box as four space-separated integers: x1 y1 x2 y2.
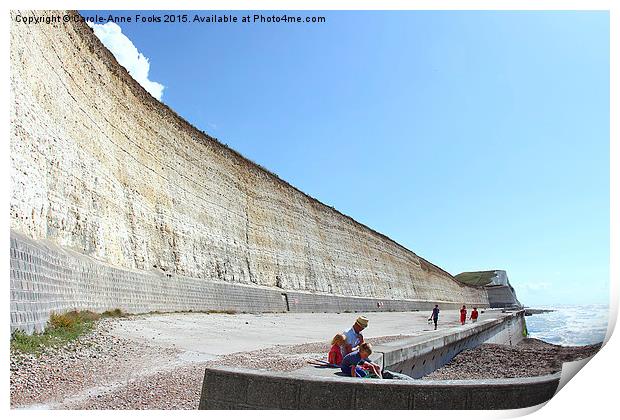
342 316 368 356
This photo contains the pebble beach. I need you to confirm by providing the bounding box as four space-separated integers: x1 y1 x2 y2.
10 318 413 409
423 338 602 380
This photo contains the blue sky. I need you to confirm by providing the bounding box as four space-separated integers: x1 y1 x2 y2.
81 10 610 306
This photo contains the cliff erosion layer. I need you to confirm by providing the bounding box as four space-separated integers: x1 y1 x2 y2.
10 10 488 312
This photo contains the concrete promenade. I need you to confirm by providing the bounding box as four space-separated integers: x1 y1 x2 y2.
195 309 560 410
108 309 507 359
11 309 522 409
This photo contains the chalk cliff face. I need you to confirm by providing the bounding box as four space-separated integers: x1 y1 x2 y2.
10 10 488 304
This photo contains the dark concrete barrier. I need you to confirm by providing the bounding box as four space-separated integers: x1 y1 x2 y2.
198 366 560 410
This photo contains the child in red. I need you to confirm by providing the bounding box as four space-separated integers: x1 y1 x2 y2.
470 307 479 323
460 305 467 325
328 333 346 365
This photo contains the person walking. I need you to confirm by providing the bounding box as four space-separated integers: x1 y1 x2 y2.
428 304 440 330
460 305 467 325
470 307 479 323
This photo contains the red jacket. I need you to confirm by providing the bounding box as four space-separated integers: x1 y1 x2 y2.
328 344 343 365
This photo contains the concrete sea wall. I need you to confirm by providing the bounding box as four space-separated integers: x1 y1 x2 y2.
376 310 526 378
10 10 488 331
199 367 559 410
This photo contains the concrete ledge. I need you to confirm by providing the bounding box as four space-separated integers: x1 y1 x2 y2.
199 312 535 409
292 312 525 380
198 366 560 410
375 311 526 377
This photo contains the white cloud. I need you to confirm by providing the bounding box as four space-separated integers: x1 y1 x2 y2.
87 22 164 101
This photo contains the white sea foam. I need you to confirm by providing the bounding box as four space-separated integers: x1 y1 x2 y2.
526 304 609 346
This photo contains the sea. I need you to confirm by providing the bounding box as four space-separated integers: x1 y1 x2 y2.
525 304 610 346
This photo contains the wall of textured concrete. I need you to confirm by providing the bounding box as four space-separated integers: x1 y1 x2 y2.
10 9 488 330
9 231 285 333
10 231 479 333
198 366 559 410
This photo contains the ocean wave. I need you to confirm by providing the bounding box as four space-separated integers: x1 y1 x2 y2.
526 304 609 346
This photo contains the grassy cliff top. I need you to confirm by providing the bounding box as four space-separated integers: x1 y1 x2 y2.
454 271 498 286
